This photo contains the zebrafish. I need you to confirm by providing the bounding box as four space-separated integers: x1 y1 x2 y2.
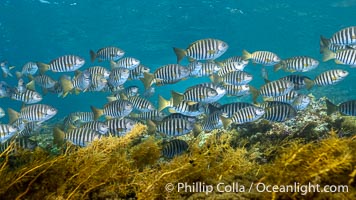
90 47 124 62
219 102 254 118
242 50 281 66
274 56 319 72
171 86 219 105
0 137 37 154
189 62 221 77
86 66 111 79
326 99 356 116
108 68 130 87
252 80 294 102
217 61 246 76
128 64 150 80
280 75 312 90
211 71 253 86
224 84 250 97
173 38 228 63
162 139 189 158
272 90 299 104
130 110 166 121
126 96 155 112
37 55 85 74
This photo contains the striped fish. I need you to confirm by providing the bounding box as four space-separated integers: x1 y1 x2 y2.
0 124 18 143
280 75 312 90
90 100 133 120
18 121 41 137
320 35 355 53
162 139 189 158
16 62 38 79
198 110 227 132
168 101 205 117
189 62 221 77
187 62 203 77
86 66 111 79
326 99 356 116
8 104 57 124
212 71 253 86
242 50 281 66
171 86 219 105
322 49 356 67
127 96 155 112
173 38 228 63
53 127 102 147
129 64 150 80
80 121 109 135
148 118 193 137
71 112 94 123
324 26 356 46
224 106 265 127
274 56 319 72
32 74 57 89
305 69 349 89
37 55 85 74
162 113 197 123
130 110 166 121
258 80 295 98
60 70 91 97
108 68 130 87
0 137 37 154
272 90 299 104
11 90 43 104
220 56 249 65
87 74 107 92
189 83 226 101
105 118 135 136
224 84 250 97
262 102 297 122
110 57 140 70
90 46 125 62
217 61 246 76
219 102 254 118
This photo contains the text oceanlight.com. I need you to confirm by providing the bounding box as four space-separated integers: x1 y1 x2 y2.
165 182 349 195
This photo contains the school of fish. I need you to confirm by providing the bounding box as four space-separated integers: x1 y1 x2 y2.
0 26 356 158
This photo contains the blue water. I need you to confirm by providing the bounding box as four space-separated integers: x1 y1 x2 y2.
0 0 355 121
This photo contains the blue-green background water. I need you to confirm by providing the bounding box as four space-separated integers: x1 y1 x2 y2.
0 0 355 121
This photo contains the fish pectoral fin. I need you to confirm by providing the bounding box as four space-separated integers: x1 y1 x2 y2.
334 60 343 64
176 127 183 132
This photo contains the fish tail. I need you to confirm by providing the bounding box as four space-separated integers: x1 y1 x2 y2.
322 48 336 62
60 76 74 98
192 124 203 137
37 62 50 74
158 95 172 112
249 85 259 104
170 90 184 106
320 35 330 54
325 99 338 115
173 47 186 64
7 108 20 124
26 80 36 91
220 116 232 129
90 106 104 120
274 63 283 72
53 127 65 147
209 74 222 84
146 119 157 134
89 50 97 62
140 72 155 89
304 78 314 90
242 49 251 60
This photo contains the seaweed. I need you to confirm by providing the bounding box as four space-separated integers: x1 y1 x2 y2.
0 122 355 199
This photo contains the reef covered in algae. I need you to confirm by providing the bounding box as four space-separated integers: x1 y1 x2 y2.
1 98 356 199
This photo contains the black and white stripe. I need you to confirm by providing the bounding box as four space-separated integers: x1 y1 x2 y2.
129 64 150 80
330 26 356 46
20 104 57 122
111 57 140 70
11 90 42 104
157 118 192 137
334 49 356 66
49 55 85 72
65 128 101 147
186 38 228 61
219 102 254 118
0 124 18 143
103 100 133 118
95 47 125 61
231 106 265 124
260 80 294 97
162 139 189 158
128 96 155 112
262 102 297 122
314 69 349 86
105 118 135 136
220 71 253 86
280 75 311 90
154 64 190 81
339 100 356 116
